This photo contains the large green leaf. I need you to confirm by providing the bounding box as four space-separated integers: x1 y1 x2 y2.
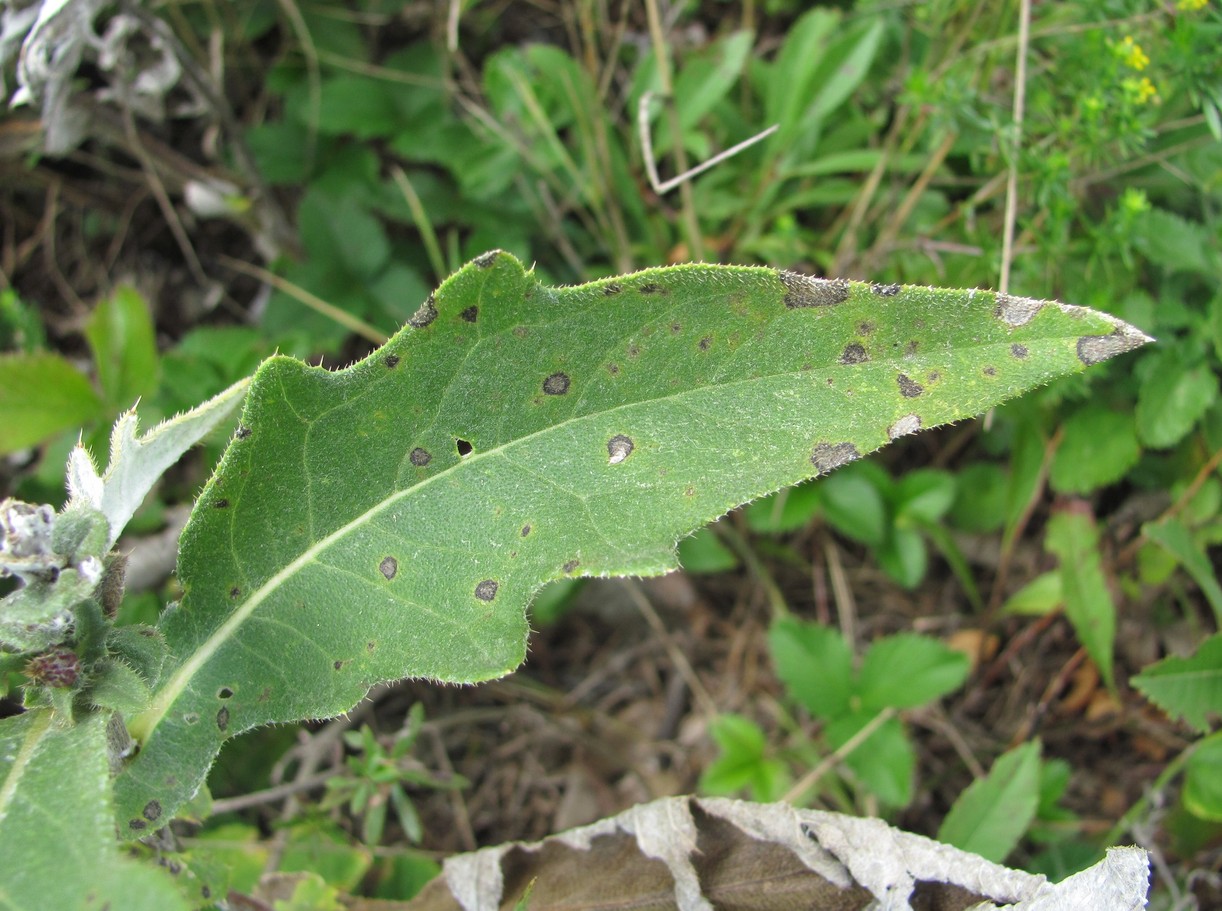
0 710 186 911
116 251 1148 829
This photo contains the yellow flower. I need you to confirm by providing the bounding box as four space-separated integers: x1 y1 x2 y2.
1118 36 1150 71
1177 0 1208 11
1123 76 1160 105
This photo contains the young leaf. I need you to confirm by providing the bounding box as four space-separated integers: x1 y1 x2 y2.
116 252 1148 828
1131 633 1222 733
857 633 970 711
0 710 187 910
937 740 1042 863
768 617 853 720
1045 509 1117 689
0 352 102 455
84 285 160 412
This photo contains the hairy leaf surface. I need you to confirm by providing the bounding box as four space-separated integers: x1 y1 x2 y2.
116 252 1148 828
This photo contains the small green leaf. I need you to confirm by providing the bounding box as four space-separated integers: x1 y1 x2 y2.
1183 732 1222 822
677 525 740 573
0 352 102 455
1050 407 1140 494
1046 510 1116 689
87 658 153 715
1003 571 1063 616
857 633 970 710
745 483 822 533
949 462 1008 532
937 740 1042 863
768 617 853 720
699 714 788 801
1143 519 1222 622
876 526 927 589
84 285 159 412
1132 633 1222 733
821 467 888 546
826 712 914 807
1136 360 1218 449
894 469 956 523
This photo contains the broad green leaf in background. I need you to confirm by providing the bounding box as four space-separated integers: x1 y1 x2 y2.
1136 359 1218 449
857 634 970 711
1050 407 1141 494
0 710 187 911
699 714 789 801
115 252 1149 828
937 741 1042 863
1045 509 1117 689
1183 732 1222 822
0 352 102 455
1132 633 1222 733
1142 519 1222 622
1003 570 1064 616
826 711 915 808
83 285 159 413
769 617 853 720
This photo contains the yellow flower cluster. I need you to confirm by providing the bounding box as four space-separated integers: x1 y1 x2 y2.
1123 76 1160 105
1177 0 1209 11
1117 36 1150 71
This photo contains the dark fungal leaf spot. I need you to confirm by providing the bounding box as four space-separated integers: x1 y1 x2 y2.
699 336 711 351
236 425 251 439
897 374 924 398
684 486 695 497
927 371 940 382
384 354 400 369
521 524 531 537
1077 329 1148 365
671 323 682 334
779 271 850 308
607 434 634 464
888 413 922 440
216 706 230 731
129 818 147 831
872 282 901 297
603 282 622 296
639 283 665 295
143 800 162 822
473 250 500 268
379 556 398 580
409 294 438 328
606 362 620 375
333 660 343 670
513 326 528 338
217 687 233 699
905 340 919 357
563 559 580 573
214 498 229 509
984 366 997 376
1011 343 1029 359
628 344 640 358
543 372 571 395
811 442 861 474
456 439 473 456
229 587 240 599
474 579 499 601
367 641 376 651
409 447 431 467
460 306 479 323
995 293 1043 327
857 321 875 335
839 343 869 365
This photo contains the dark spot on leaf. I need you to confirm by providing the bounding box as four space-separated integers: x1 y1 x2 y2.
410 447 431 467
603 283 622 296
671 323 682 334
367 641 376 651
995 293 1043 327
684 486 695 497
143 800 162 822
460 306 479 323
563 559 580 573
639 283 665 295
409 294 438 328
543 372 571 395
699 336 711 351
888 413 922 440
384 354 400 369
202 886 212 900
607 434 634 464
456 439 473 456
129 818 147 831
779 271 850 308
897 374 924 397
984 366 997 376
606 362 620 375
627 344 640 358
872 283 901 297
857 321 875 335
379 556 398 580
236 425 251 439
333 660 343 670
473 251 500 268
513 326 528 338
1011 343 1029 359
811 442 861 474
474 579 499 601
1077 329 1148 365
905 340 919 356
216 706 230 732
183 713 199 725
217 687 233 699
229 587 240 599
521 524 531 537
840 343 869 365
214 499 229 509
927 371 940 382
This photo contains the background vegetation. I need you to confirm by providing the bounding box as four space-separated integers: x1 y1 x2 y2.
1 0 1219 905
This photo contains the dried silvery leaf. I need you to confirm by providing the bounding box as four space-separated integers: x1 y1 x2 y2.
407 796 1148 911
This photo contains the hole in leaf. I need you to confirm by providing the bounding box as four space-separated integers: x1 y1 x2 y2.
456 439 473 457
217 687 233 700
